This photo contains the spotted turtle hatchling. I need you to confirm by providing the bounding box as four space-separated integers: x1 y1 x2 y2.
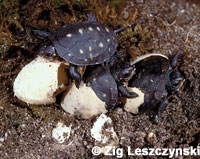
86 62 138 109
128 52 184 118
33 14 135 88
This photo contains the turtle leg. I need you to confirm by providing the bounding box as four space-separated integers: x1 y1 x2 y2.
171 52 184 68
118 84 138 98
69 64 81 88
157 96 169 119
110 51 124 67
32 30 50 38
114 21 136 34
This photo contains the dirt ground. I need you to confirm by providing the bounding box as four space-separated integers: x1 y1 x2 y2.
0 0 200 158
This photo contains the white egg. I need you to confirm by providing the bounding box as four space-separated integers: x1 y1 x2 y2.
124 87 145 114
13 56 68 105
61 83 107 119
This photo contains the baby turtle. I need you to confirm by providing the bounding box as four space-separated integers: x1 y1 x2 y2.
33 14 135 88
86 63 138 109
127 53 183 118
86 66 118 109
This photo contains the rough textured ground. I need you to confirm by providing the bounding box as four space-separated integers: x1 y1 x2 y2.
0 0 200 158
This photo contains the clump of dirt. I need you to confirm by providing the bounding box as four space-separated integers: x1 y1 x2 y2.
0 0 200 158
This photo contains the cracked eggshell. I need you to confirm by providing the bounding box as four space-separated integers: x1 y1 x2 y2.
90 114 119 155
61 83 107 119
130 53 168 65
124 87 145 114
13 56 68 105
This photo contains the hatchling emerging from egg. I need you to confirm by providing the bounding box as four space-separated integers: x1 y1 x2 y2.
33 14 135 88
86 62 138 109
126 52 184 118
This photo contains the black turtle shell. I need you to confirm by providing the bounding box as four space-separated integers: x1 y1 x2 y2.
86 67 118 108
49 21 117 65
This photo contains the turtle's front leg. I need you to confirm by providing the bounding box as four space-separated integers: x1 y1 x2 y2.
69 64 81 88
118 84 138 98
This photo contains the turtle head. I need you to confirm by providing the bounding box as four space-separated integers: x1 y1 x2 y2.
39 43 56 57
116 63 135 83
166 70 183 92
166 52 184 92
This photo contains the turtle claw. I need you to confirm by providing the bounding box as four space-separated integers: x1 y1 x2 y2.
116 51 124 59
75 79 81 89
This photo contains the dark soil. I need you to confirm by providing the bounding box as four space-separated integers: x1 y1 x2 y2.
0 0 200 158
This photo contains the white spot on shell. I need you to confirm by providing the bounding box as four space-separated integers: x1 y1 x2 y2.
88 27 93 31
89 46 92 51
99 42 104 48
66 33 72 37
90 53 93 60
103 94 106 97
79 28 83 34
105 27 110 32
96 27 100 31
107 39 110 42
80 49 84 54
93 78 96 81
108 48 111 52
84 59 88 62
68 53 72 57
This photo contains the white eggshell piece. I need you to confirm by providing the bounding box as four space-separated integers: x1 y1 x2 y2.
52 122 71 143
13 56 68 105
124 87 145 114
91 114 119 154
61 83 107 119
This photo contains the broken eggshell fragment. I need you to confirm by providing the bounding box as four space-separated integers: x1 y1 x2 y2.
52 122 72 144
13 55 68 105
61 83 107 119
90 114 119 155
